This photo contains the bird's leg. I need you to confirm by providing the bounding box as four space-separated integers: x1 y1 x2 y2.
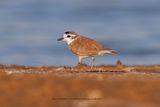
77 56 88 66
77 56 83 65
91 57 95 68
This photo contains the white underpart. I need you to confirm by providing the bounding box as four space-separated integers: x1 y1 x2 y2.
78 56 89 63
98 50 111 55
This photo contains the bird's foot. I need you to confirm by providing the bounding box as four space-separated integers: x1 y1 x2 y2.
74 62 89 69
76 62 88 67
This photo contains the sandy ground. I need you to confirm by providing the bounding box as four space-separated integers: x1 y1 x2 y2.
0 62 160 107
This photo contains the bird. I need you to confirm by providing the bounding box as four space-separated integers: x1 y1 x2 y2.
57 31 117 66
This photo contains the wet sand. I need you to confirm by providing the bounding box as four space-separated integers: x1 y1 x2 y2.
0 62 160 107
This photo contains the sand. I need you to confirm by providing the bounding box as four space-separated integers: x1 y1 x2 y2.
0 62 160 107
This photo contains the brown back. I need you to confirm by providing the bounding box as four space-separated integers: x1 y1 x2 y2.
68 36 104 56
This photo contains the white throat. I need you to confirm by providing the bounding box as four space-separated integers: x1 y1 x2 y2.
66 39 75 45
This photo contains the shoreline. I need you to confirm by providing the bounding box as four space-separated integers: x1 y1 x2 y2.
0 61 160 74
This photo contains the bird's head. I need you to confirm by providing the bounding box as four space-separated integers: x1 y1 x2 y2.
57 31 78 44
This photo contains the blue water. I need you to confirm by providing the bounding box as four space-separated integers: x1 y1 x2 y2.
0 0 160 65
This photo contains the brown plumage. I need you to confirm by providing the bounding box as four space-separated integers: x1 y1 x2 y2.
68 35 116 56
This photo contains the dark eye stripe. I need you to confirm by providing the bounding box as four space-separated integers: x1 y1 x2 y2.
67 35 71 38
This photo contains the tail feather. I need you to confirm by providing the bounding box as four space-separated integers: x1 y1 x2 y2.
98 48 117 55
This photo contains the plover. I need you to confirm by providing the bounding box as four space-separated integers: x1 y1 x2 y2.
57 31 116 66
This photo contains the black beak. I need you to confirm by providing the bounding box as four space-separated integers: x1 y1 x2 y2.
57 37 64 41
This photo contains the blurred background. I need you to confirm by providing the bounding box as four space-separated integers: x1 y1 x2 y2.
0 0 160 66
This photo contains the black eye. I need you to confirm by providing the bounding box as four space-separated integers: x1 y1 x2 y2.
67 35 71 38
